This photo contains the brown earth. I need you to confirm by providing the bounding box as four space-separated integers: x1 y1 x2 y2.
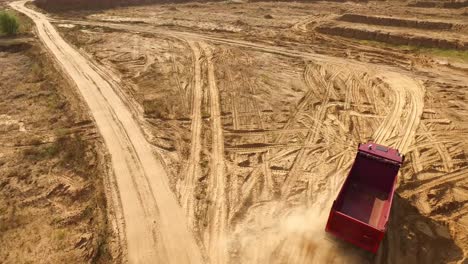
34 0 225 11
0 8 120 264
317 12 468 50
5 0 468 263
409 0 468 9
338 14 461 30
316 23 468 50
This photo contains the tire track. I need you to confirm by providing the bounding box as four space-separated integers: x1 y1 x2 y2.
349 76 362 142
273 64 319 144
281 65 340 197
227 69 241 130
180 41 204 226
395 75 425 153
200 42 228 264
224 128 310 136
419 123 454 172
411 147 424 173
448 204 468 220
373 72 424 154
270 63 337 169
292 16 314 32
372 80 405 146
355 74 381 133
401 168 468 197
168 41 189 115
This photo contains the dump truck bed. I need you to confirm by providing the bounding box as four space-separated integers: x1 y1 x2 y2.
326 143 404 253
338 182 390 229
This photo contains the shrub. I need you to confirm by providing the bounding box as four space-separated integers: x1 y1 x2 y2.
23 143 60 161
0 11 20 36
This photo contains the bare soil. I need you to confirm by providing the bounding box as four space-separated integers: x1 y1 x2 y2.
316 23 468 50
0 12 120 263
6 0 468 263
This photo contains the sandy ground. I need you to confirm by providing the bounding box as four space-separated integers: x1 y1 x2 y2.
7 0 468 263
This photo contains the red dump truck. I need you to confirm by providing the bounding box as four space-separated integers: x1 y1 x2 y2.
325 142 404 253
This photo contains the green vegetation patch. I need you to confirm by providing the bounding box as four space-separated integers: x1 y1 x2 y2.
422 48 468 62
358 39 468 63
0 11 20 36
23 134 87 170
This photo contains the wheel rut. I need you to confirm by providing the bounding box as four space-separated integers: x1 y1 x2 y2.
200 42 228 264
180 41 204 226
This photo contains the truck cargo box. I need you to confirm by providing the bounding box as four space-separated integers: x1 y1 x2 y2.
326 142 404 253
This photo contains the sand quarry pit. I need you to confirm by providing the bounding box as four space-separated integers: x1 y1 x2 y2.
3 0 468 263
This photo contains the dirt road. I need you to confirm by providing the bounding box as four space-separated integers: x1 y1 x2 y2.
9 1 203 263
201 43 228 264
180 41 203 226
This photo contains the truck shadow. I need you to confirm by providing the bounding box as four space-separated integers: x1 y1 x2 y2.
375 194 464 264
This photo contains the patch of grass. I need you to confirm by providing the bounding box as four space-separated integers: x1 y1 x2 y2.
57 134 88 170
16 11 33 34
0 11 20 36
92 232 111 264
46 94 63 109
23 143 60 161
55 128 68 138
31 62 44 82
357 39 468 63
23 134 87 169
143 98 172 119
27 137 43 146
358 39 419 51
420 48 468 62
88 190 113 263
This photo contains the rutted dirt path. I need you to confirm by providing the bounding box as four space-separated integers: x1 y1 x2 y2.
373 72 425 153
180 41 203 226
10 1 203 264
201 43 229 264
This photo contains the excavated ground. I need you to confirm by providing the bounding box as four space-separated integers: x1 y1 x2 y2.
0 8 120 264
10 0 468 263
